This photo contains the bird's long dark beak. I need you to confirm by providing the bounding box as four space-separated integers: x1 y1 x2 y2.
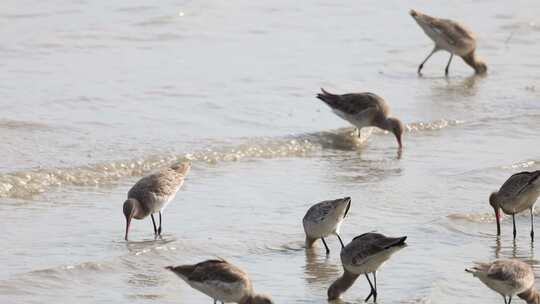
494 207 501 236
125 215 132 241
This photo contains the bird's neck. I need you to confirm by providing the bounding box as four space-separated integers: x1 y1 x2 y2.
239 293 260 304
376 117 394 132
239 295 253 304
132 199 150 218
519 287 540 304
462 51 483 73
305 236 318 248
328 270 360 300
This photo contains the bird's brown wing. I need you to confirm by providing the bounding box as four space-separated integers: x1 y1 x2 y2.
188 259 245 283
428 18 475 47
498 171 540 199
127 169 186 202
486 260 530 282
350 234 406 265
317 90 386 116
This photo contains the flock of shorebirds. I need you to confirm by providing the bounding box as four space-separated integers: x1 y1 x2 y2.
117 10 540 304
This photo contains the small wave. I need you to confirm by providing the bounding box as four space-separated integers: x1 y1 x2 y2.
0 119 51 131
448 208 540 224
0 120 459 199
501 159 539 170
404 119 465 132
448 212 494 223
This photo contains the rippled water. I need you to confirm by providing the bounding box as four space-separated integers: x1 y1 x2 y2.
1 0 540 303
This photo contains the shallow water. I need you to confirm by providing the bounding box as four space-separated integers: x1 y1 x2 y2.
1 0 540 303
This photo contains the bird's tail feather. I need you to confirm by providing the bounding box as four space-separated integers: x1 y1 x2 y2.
316 88 340 105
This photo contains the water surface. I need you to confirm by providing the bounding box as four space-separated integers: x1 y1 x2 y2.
1 0 540 303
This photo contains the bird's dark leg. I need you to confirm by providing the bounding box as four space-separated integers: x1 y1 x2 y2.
445 53 454 76
321 237 330 255
509 295 513 304
158 211 162 235
531 208 535 241
151 214 158 235
502 295 507 304
364 273 376 302
373 272 378 302
336 234 345 249
418 47 437 74
513 214 517 239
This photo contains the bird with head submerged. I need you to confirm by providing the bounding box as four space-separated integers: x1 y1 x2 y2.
316 88 404 150
409 9 487 75
466 259 540 304
123 161 191 241
303 197 351 254
327 232 407 302
165 258 274 304
489 170 540 241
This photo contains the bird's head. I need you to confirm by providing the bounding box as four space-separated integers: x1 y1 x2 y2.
489 192 501 236
387 117 404 149
123 198 140 241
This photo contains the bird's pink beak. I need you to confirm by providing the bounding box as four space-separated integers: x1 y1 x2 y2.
494 207 501 236
125 215 132 241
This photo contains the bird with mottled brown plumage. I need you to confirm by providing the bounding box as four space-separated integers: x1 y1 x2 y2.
316 88 404 150
122 161 191 240
165 259 273 304
410 9 487 75
467 259 540 304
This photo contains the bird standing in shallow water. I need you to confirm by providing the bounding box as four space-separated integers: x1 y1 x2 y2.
166 259 274 304
123 161 191 240
316 88 404 150
466 259 540 304
327 232 407 302
303 197 351 254
489 170 540 241
410 9 487 75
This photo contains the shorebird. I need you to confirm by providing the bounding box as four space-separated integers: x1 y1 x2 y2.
303 197 351 254
165 259 274 304
489 170 540 241
316 88 404 149
466 259 540 304
327 232 407 302
409 9 487 75
122 161 191 241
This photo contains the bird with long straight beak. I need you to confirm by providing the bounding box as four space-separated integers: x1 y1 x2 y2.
489 170 540 241
123 161 191 241
316 88 404 151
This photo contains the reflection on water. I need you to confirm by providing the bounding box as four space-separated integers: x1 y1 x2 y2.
492 237 535 260
303 248 341 286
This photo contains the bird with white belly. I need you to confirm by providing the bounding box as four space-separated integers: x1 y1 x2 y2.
327 232 407 302
166 259 273 304
303 197 351 254
122 161 191 240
